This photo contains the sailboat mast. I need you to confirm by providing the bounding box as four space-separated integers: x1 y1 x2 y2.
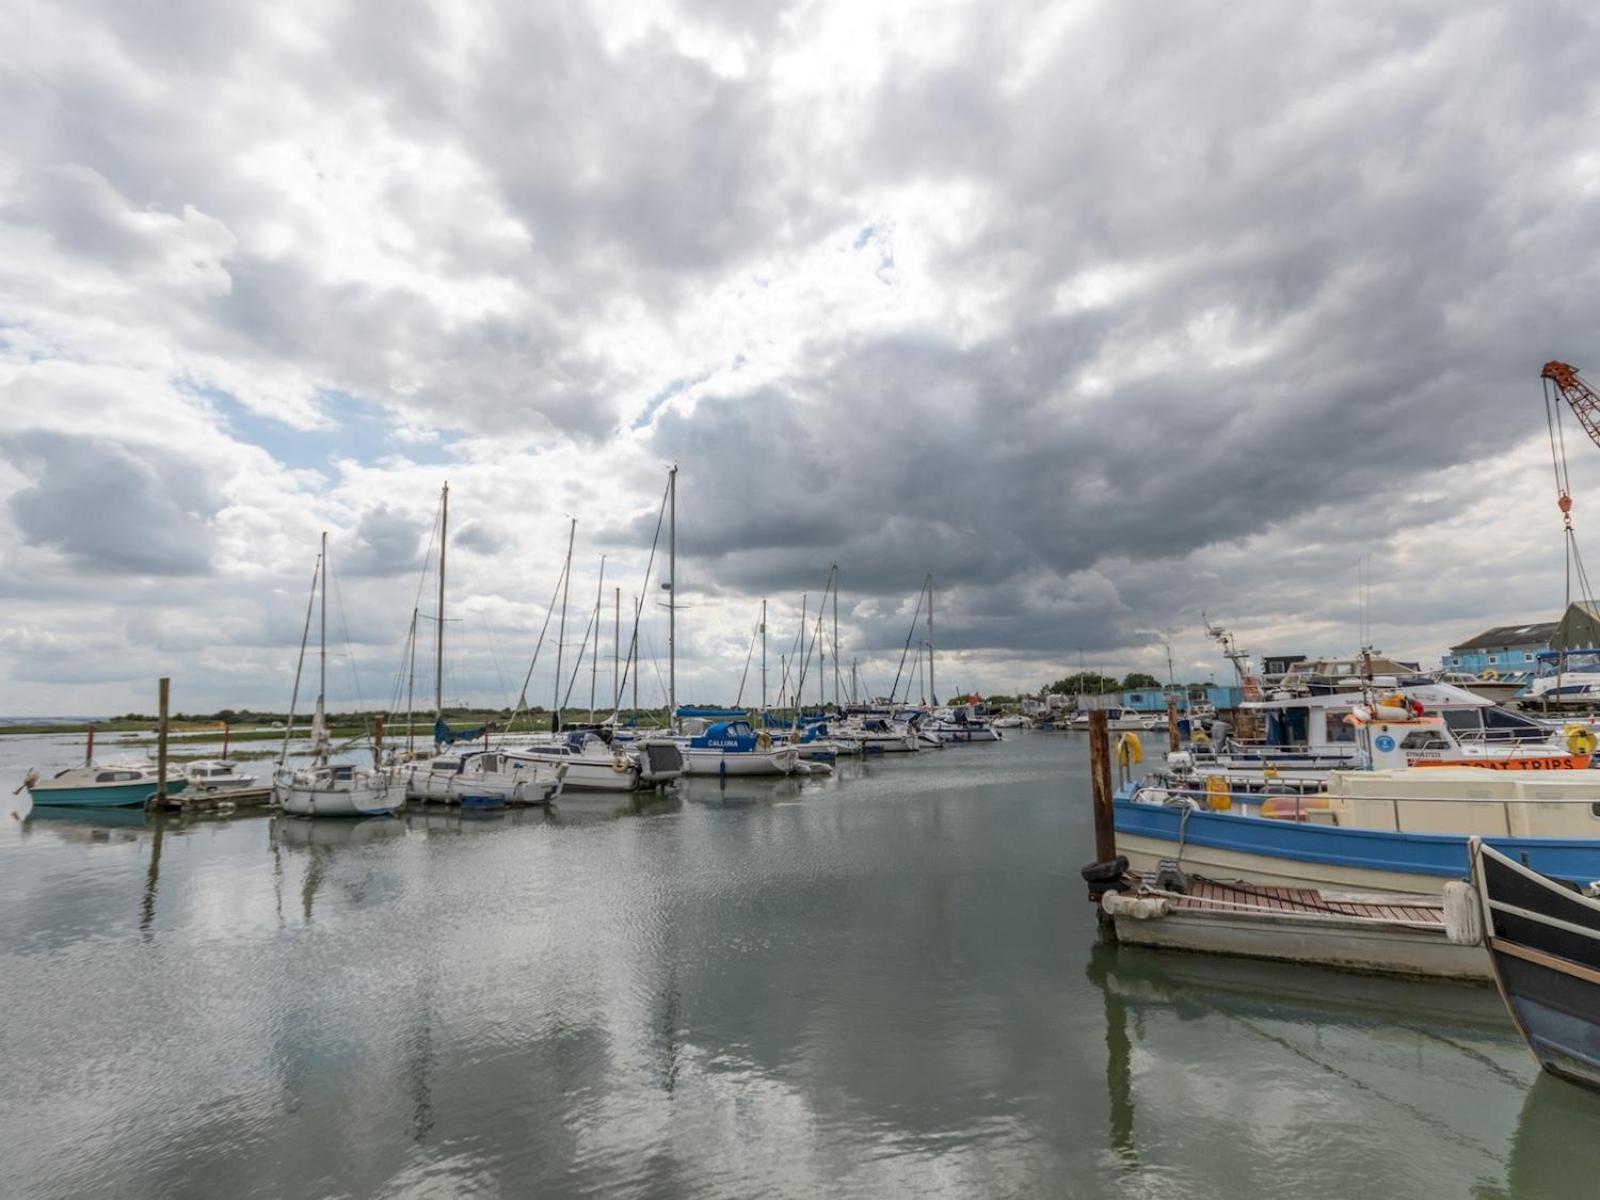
631 594 639 719
832 565 840 708
761 597 768 710
926 575 935 705
319 530 327 708
406 608 417 754
668 464 677 723
436 481 448 716
590 556 606 720
613 587 620 714
553 517 575 731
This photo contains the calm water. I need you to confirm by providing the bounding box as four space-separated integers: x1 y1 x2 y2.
2 731 1597 1198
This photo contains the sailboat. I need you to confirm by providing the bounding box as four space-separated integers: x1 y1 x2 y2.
273 532 398 818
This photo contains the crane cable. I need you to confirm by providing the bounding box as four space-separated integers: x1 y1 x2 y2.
1544 377 1599 615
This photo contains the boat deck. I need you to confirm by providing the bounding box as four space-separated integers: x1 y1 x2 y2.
1161 877 1445 928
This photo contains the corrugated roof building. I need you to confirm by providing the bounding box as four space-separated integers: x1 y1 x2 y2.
1442 620 1558 674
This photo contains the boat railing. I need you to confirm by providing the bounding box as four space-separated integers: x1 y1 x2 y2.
1131 779 1600 810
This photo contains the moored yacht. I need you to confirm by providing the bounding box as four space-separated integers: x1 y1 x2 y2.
273 532 399 819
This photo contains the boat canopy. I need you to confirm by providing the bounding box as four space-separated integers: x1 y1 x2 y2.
434 718 489 746
675 706 749 719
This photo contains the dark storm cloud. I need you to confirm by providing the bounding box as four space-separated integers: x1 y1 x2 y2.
605 0 1600 660
9 0 1600 705
0 432 219 576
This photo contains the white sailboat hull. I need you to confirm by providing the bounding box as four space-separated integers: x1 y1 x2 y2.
680 746 798 776
275 771 397 818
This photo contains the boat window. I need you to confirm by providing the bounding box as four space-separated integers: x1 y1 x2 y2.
1400 732 1449 751
1592 802 1600 819
96 771 139 783
1323 713 1356 743
1442 709 1481 733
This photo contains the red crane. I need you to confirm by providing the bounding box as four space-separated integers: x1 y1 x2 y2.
1540 361 1600 610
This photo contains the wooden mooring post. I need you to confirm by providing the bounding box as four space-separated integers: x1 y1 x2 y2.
1166 698 1180 753
153 677 170 808
1087 708 1115 864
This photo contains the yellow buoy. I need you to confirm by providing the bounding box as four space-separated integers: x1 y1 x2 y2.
1565 724 1597 757
1114 731 1143 768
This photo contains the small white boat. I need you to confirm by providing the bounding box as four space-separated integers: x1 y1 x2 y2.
183 760 258 791
500 732 647 792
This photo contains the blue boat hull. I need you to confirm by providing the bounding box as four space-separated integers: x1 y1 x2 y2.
1115 797 1600 891
28 779 188 809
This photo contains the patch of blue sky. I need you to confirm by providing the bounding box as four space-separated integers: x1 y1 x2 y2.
181 379 460 472
631 372 711 431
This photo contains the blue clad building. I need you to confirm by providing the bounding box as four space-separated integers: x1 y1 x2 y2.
1441 621 1557 675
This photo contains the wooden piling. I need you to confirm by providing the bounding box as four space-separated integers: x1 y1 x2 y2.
1088 709 1116 863
154 677 170 807
1166 698 1180 753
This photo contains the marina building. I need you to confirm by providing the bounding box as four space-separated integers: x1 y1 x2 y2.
1441 621 1558 674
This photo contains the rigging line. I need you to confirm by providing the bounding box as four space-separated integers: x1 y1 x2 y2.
278 551 322 771
614 477 672 713
560 600 599 712
328 552 368 721
887 580 927 703
734 608 760 708
483 612 513 714
640 627 669 710
507 555 568 725
390 493 445 710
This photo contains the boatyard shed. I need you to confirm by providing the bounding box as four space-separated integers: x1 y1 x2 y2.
1552 601 1600 650
1442 621 1557 673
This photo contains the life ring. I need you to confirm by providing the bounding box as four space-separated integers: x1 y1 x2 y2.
757 731 773 750
1189 728 1210 745
1482 669 1499 681
1114 732 1143 768
1565 725 1598 756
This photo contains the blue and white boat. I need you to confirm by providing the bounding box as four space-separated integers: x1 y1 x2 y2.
1521 649 1600 709
24 762 187 809
678 719 797 776
1117 708 1600 893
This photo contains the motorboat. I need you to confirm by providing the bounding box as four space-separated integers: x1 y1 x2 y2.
498 729 683 792
22 761 186 809
922 704 1003 743
1116 707 1600 894
1171 677 1565 793
1521 649 1600 710
1068 707 1165 733
839 715 919 754
183 760 258 791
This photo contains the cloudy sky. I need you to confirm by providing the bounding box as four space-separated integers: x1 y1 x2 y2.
4 0 1600 716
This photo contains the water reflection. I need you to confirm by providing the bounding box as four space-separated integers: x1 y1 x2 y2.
6 729 1600 1198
